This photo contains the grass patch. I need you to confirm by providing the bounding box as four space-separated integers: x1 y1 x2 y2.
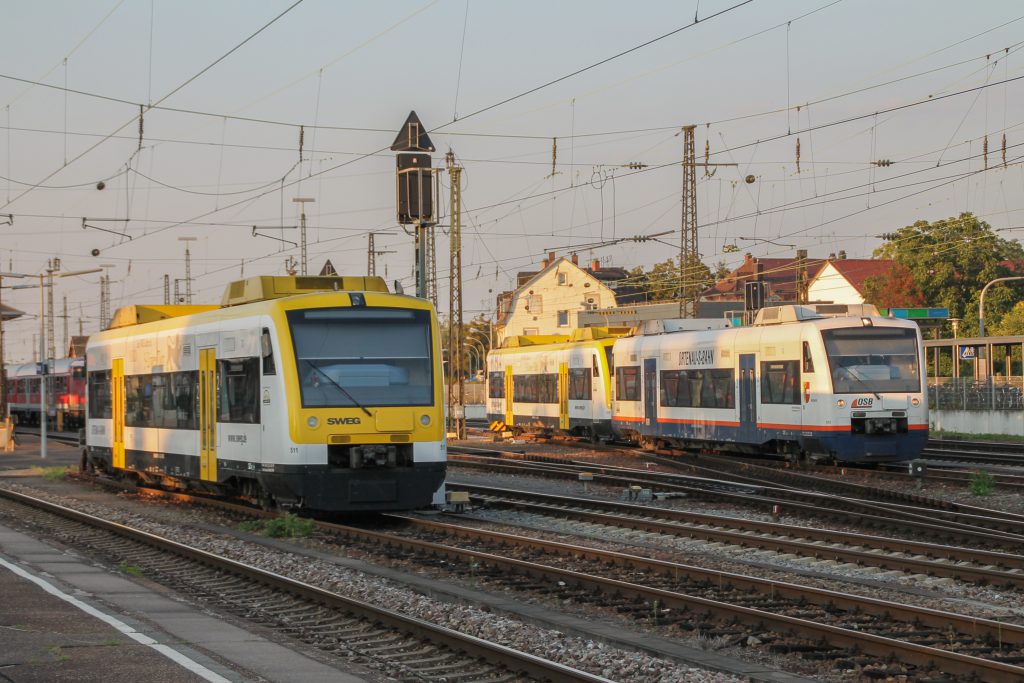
238 513 315 538
118 561 143 577
39 466 68 481
969 470 996 496
931 430 1024 443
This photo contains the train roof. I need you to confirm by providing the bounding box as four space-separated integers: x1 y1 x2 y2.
104 275 398 333
498 327 631 350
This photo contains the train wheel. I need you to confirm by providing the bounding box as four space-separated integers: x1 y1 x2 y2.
258 488 276 511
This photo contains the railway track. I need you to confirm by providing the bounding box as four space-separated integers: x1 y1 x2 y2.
446 482 1024 590
0 486 610 683
448 450 1024 547
36 476 1024 681
375 513 1024 681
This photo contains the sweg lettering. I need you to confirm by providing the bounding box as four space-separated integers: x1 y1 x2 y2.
327 417 362 425
678 349 714 366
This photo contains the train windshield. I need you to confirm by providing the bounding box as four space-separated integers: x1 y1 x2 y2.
821 327 920 394
288 307 433 407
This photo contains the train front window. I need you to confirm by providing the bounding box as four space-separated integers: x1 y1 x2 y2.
288 307 433 408
821 327 920 394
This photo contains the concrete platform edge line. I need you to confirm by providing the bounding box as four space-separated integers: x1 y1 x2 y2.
0 554 231 683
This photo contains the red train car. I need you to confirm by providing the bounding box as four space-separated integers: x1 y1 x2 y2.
5 358 86 430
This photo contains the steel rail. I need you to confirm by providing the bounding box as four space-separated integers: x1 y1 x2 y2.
450 483 1024 588
332 515 1024 681
0 486 614 683
450 454 1024 547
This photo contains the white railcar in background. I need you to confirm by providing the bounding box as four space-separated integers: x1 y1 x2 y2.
613 305 928 462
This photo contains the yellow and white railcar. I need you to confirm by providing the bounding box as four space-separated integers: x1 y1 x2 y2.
84 276 445 512
485 329 626 439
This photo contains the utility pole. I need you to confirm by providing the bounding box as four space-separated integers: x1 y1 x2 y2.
100 274 110 329
795 249 809 305
446 151 465 440
426 208 438 307
292 197 315 276
367 233 376 275
366 233 396 278
678 126 737 317
163 274 170 304
46 257 60 360
62 296 67 354
178 237 196 303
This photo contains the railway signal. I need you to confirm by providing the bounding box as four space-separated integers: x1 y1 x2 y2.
391 111 436 300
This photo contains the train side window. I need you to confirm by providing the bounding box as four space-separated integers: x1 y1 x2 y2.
802 341 814 373
592 354 599 377
615 366 640 401
261 328 276 376
761 360 801 405
87 370 112 420
568 367 591 400
488 371 505 398
217 358 260 424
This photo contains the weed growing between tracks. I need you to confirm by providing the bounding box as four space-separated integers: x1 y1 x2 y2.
238 513 315 538
969 470 996 496
39 467 68 482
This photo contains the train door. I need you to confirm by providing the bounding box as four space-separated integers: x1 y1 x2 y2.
199 347 217 482
643 358 657 427
111 358 125 469
739 353 757 440
558 362 569 430
504 366 513 426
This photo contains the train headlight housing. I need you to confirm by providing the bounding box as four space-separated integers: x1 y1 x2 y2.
836 399 846 408
307 416 319 429
911 397 920 406
420 414 431 426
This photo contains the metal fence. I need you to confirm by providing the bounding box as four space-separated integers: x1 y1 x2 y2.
929 377 1024 411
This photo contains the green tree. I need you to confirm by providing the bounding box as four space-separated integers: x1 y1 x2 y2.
873 213 1024 334
993 301 1024 336
630 257 713 302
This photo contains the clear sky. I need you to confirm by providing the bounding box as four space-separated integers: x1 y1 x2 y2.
1 0 1022 362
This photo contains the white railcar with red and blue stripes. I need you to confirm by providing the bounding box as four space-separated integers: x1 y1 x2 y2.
612 305 928 462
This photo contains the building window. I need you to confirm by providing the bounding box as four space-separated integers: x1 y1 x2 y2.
557 272 567 285
557 310 569 327
525 294 543 314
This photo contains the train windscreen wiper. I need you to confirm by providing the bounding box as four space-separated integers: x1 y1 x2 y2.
302 360 372 416
844 366 882 400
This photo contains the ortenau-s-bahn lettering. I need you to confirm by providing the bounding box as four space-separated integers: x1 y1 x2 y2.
678 349 714 366
327 417 362 425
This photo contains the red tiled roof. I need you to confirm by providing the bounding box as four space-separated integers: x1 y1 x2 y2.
826 259 894 294
702 256 827 301
702 254 894 301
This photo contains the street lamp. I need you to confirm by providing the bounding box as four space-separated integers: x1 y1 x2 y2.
978 276 1024 337
12 267 101 458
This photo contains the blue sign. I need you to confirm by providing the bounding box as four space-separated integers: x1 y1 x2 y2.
959 346 976 360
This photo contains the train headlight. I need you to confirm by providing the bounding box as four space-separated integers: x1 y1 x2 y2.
307 416 319 429
420 414 431 426
836 399 846 408
911 397 920 406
